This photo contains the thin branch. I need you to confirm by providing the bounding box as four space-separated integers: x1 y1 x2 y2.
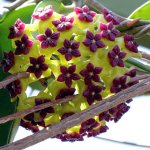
0 74 149 125
85 0 150 38
134 25 150 38
3 0 28 11
0 72 29 89
1 77 150 150
0 95 75 125
130 74 150 83
3 0 41 11
140 51 150 60
85 0 126 21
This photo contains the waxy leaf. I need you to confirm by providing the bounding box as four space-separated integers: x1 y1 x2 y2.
129 1 150 20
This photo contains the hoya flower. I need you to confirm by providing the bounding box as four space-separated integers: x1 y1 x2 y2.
35 99 54 119
102 8 120 25
20 120 39 133
0 51 15 72
6 80 22 98
74 5 96 22
8 19 25 39
80 63 102 85
124 34 138 53
26 55 48 78
58 39 81 61
83 84 104 105
83 31 105 52
52 15 74 32
110 76 127 93
57 65 80 87
15 34 33 55
125 69 138 87
108 45 126 67
61 112 75 120
37 28 60 49
80 118 99 134
125 69 137 77
57 132 83 142
32 5 53 21
100 22 120 41
56 88 76 99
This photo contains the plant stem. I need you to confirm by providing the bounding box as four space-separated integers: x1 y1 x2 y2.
0 74 149 125
3 0 41 11
140 51 150 60
0 95 75 124
85 0 150 38
126 58 150 73
0 72 29 89
1 77 150 150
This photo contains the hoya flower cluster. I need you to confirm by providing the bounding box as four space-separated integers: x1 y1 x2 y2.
0 5 141 141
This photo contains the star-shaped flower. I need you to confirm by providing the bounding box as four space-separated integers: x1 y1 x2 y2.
56 88 76 99
74 5 96 22
83 84 104 105
37 28 60 49
58 39 81 61
108 45 126 67
0 51 15 72
102 8 120 25
57 65 80 87
52 15 74 32
100 22 120 41
26 55 48 78
15 34 33 55
35 98 54 119
124 34 138 53
8 19 25 39
80 118 99 134
110 76 127 93
83 31 105 52
32 5 53 21
80 63 102 85
6 80 22 98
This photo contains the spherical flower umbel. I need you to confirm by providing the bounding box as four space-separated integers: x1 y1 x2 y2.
0 51 15 72
80 63 102 85
83 31 105 52
52 15 74 32
37 28 60 49
108 45 126 67
58 39 81 61
124 34 138 53
57 65 80 87
74 5 96 22
26 55 48 78
100 22 120 41
83 84 104 105
8 19 25 39
15 34 33 55
110 76 127 93
32 5 53 21
6 80 22 98
102 8 120 25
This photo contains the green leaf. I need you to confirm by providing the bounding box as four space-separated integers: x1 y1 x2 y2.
128 1 150 20
0 3 36 146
